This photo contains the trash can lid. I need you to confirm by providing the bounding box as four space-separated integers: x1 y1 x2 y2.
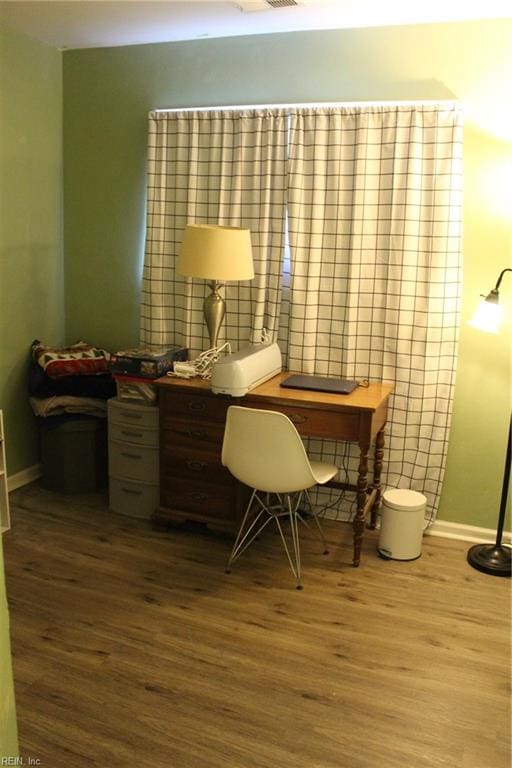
382 488 427 511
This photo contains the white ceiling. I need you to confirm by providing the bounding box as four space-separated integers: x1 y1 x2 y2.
0 0 511 51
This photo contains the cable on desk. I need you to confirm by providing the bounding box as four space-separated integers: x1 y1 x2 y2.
167 342 232 380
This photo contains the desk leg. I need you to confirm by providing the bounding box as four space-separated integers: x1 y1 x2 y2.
369 427 385 529
353 439 370 567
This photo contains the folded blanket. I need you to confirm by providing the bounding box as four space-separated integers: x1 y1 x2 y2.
31 340 110 379
29 395 108 419
28 363 116 399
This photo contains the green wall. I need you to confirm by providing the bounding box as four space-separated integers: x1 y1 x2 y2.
63 19 511 530
0 23 62 757
0 25 64 473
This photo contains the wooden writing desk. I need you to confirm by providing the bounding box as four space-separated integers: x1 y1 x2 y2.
155 372 393 567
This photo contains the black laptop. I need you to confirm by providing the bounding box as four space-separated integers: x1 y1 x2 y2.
280 374 358 395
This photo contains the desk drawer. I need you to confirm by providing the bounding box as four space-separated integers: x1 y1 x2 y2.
160 390 230 424
246 402 360 441
160 475 237 522
161 445 230 484
161 419 224 453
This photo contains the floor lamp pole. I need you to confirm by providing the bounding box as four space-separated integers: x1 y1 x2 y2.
467 412 511 577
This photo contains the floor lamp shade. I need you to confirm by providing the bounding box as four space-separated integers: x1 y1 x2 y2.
177 224 255 349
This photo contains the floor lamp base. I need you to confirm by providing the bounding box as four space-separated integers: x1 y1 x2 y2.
467 543 512 577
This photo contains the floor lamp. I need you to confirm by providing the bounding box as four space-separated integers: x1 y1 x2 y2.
467 267 511 577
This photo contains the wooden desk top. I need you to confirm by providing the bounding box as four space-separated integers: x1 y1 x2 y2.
156 371 393 413
248 372 393 413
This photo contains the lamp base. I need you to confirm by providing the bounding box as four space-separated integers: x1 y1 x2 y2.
467 543 511 577
204 281 226 350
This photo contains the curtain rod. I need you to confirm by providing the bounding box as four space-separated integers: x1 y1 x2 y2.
153 100 460 113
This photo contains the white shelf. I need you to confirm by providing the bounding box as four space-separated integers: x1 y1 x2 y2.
0 412 11 533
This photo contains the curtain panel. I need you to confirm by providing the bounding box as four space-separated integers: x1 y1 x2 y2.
141 102 463 521
141 109 288 356
286 105 463 518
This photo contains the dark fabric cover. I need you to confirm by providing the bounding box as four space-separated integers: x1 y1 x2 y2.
29 363 116 399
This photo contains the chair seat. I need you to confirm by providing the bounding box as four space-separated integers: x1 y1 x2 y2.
310 460 338 485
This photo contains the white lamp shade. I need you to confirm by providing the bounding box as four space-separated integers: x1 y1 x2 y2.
177 224 255 281
468 299 504 334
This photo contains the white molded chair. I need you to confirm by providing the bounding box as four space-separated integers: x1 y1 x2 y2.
221 405 338 589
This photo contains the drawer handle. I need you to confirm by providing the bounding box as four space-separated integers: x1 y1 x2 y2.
119 412 143 420
120 451 142 460
186 460 207 472
188 401 206 412
121 487 143 496
120 430 143 439
187 429 206 439
289 413 308 425
190 491 207 502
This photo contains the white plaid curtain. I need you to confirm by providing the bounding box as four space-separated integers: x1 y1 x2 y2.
141 103 463 521
286 105 463 519
140 109 288 356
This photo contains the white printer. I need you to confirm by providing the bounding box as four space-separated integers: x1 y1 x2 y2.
210 342 282 397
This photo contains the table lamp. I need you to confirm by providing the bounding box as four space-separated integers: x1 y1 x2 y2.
177 224 254 350
467 267 511 577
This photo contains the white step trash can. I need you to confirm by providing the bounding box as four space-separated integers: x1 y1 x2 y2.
378 488 427 561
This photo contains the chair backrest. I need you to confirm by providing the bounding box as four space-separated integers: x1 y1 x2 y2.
221 406 318 493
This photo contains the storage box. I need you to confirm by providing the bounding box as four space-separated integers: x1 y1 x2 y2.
109 345 188 379
40 417 107 494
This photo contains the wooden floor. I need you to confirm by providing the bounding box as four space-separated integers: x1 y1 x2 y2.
3 482 511 768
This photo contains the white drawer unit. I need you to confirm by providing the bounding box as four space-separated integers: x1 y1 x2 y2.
108 398 159 430
108 421 158 447
0 411 10 533
107 398 159 519
109 440 159 483
109 477 160 520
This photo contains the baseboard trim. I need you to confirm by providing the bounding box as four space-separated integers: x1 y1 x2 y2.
323 508 510 545
425 519 512 545
6 471 510 547
7 464 42 492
